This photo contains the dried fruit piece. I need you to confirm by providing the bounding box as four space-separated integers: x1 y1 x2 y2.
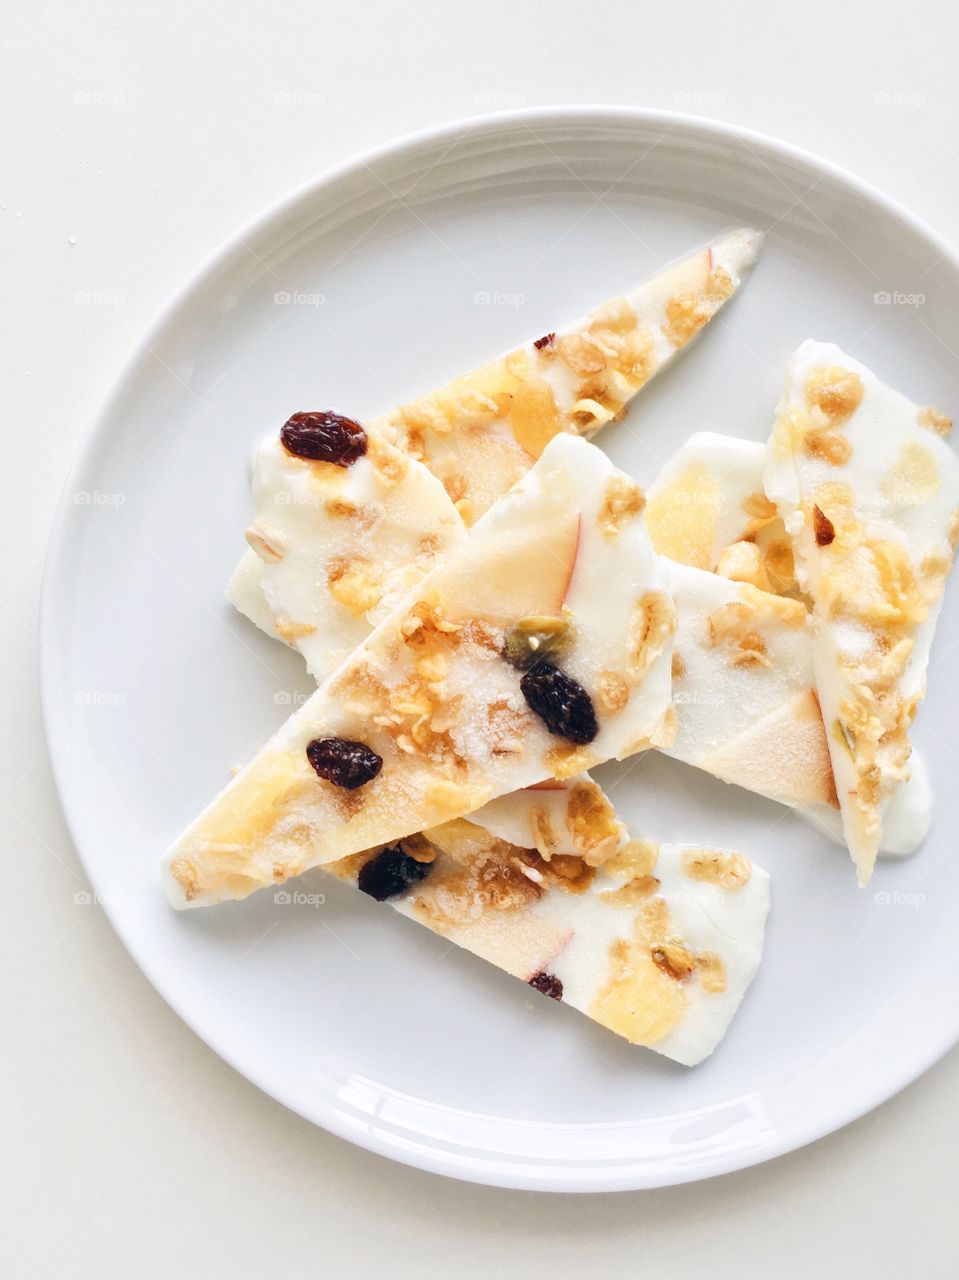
306 737 383 790
813 504 835 546
502 615 573 670
520 661 599 745
280 411 367 466
528 970 563 1000
533 333 555 350
357 845 432 900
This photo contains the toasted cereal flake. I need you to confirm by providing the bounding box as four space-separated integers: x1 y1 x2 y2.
327 557 385 617
598 474 646 541
244 520 287 563
918 405 952 437
880 441 940 506
681 847 751 889
805 365 864 423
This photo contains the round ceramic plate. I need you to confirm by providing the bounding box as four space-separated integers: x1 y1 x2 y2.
41 108 959 1191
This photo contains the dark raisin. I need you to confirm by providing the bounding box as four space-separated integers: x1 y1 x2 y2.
306 737 382 789
533 332 555 350
529 971 563 1000
813 504 835 546
520 661 598 745
280 411 367 466
357 845 432 901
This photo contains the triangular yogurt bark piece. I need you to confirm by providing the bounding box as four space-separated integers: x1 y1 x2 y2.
379 228 762 518
648 432 932 855
764 341 959 883
238 429 465 679
326 780 770 1067
229 230 762 639
164 435 675 907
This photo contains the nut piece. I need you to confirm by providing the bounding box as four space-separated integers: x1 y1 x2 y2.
502 615 573 670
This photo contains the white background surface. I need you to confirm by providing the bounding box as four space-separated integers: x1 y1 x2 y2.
4 0 958 1274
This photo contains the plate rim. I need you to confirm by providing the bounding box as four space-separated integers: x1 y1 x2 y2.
39 104 959 1193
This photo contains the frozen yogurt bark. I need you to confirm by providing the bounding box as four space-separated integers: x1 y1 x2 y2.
326 792 770 1066
649 433 932 855
764 341 959 883
230 231 762 636
165 436 675 907
238 427 465 680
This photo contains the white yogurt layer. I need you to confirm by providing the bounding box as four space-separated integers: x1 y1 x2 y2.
649 432 932 856
764 340 959 883
242 434 464 680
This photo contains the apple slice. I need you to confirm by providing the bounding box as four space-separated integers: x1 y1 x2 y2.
444 507 580 625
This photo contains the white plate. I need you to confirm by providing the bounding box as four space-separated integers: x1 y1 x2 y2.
41 108 959 1192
